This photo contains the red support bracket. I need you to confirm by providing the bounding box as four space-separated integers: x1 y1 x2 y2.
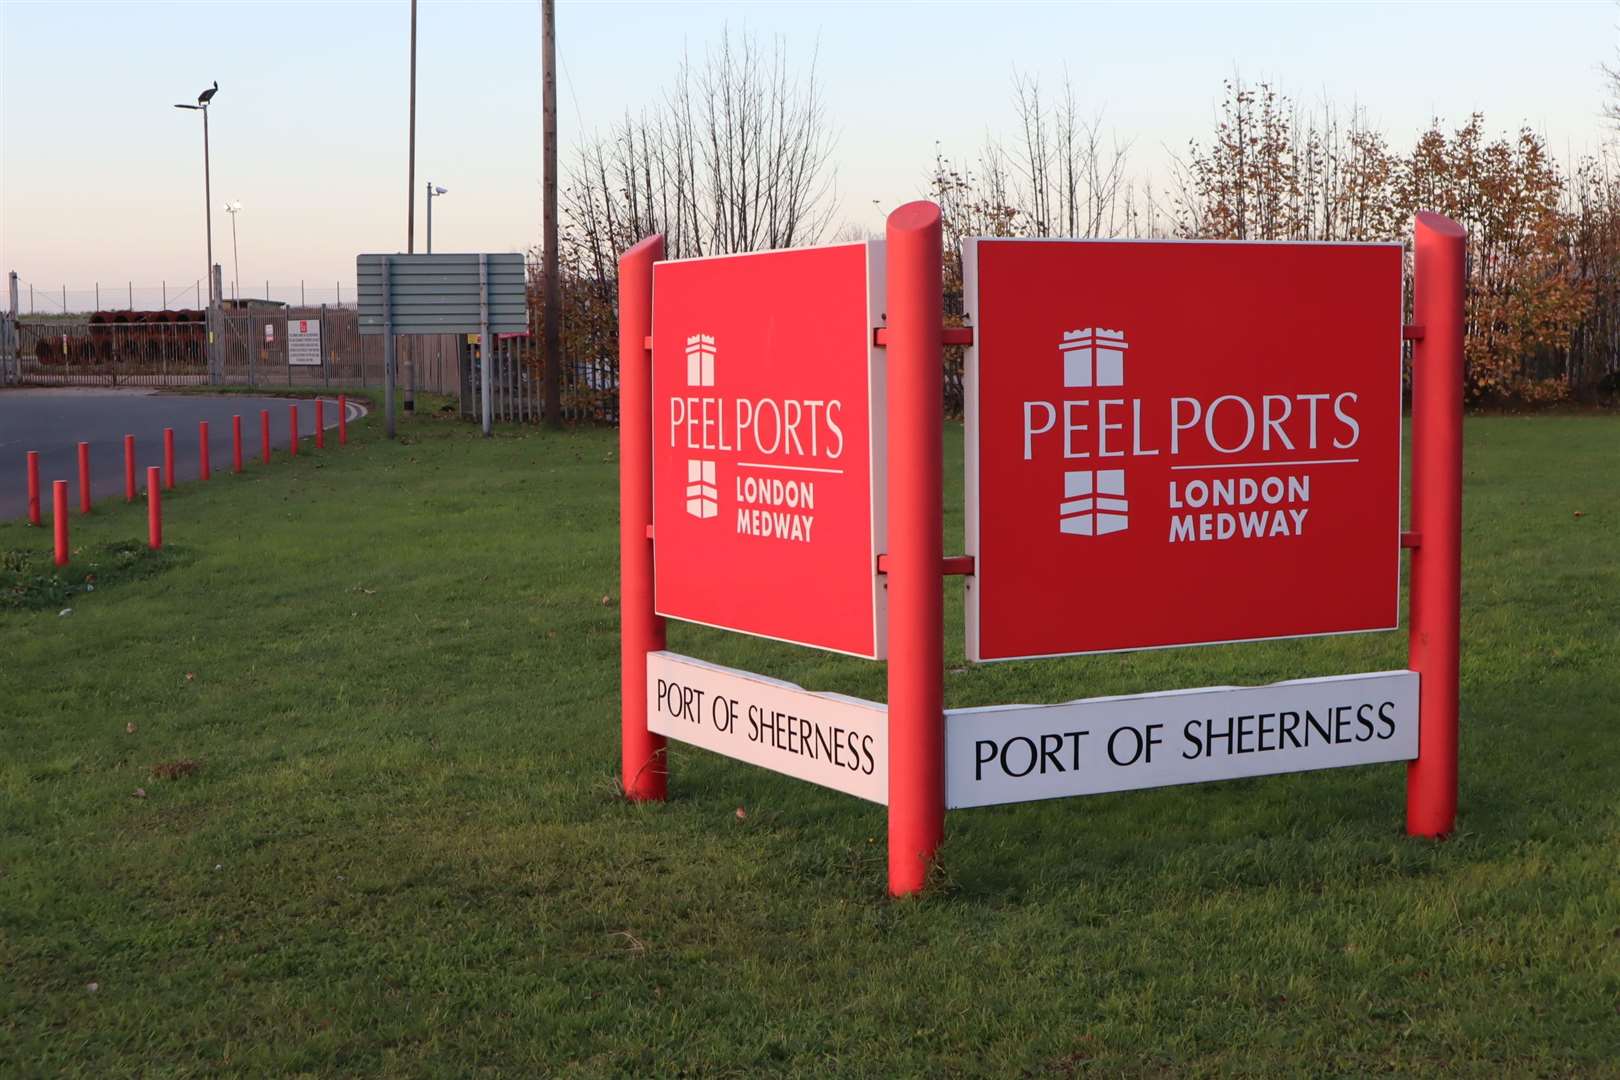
874 326 974 347
1403 324 1426 341
1400 531 1422 549
877 553 974 576
642 334 653 350
645 524 655 540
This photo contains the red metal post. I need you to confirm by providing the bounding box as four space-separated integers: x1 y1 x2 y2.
124 435 136 501
290 404 299 457
260 410 271 464
232 415 243 473
1407 212 1466 838
339 395 349 445
618 233 667 802
198 421 211 481
885 201 946 896
146 466 162 550
77 442 91 513
315 399 325 449
26 450 41 525
162 427 175 490
52 481 69 566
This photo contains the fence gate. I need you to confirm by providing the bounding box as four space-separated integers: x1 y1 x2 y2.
11 316 210 386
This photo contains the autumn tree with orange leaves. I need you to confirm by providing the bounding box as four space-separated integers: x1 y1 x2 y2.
1174 81 1609 403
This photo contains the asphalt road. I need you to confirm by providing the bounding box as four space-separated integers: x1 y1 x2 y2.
0 388 367 521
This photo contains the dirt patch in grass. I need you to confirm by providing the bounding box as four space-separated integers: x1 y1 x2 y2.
0 540 186 612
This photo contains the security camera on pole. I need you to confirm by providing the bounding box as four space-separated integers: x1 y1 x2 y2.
426 182 447 253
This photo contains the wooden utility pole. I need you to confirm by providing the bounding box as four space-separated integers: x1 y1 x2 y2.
541 0 562 428
407 0 418 255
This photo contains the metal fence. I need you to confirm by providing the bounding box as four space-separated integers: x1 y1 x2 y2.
216 306 462 392
13 315 210 386
10 279 353 316
3 307 464 393
460 334 618 426
0 313 18 385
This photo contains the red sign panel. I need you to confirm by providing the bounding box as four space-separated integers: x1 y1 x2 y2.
652 243 887 658
965 239 1402 662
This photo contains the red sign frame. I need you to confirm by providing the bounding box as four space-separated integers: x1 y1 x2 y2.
650 242 888 659
965 238 1404 662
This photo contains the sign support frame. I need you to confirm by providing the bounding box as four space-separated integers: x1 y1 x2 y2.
382 257 396 439
479 254 493 438
619 234 668 802
883 202 946 896
615 208 1466 898
1405 212 1465 838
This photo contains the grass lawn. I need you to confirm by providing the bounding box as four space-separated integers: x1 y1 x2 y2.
2 401 1617 1076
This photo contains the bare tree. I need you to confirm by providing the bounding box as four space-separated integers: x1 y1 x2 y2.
1606 48 1620 130
564 28 836 267
537 28 836 420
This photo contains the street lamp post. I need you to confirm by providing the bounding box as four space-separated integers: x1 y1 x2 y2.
426 183 447 253
174 81 219 306
224 202 243 304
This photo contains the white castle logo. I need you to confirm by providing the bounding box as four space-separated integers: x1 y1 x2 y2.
1058 328 1129 534
686 333 715 388
1061 468 1128 535
686 459 718 519
1059 327 1127 388
685 333 718 519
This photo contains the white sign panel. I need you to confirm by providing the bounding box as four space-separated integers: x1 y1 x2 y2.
287 318 322 366
946 670 1418 809
647 651 888 804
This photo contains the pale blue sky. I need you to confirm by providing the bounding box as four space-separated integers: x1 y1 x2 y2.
2 1 1616 309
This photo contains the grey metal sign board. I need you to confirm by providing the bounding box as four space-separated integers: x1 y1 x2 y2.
356 253 528 335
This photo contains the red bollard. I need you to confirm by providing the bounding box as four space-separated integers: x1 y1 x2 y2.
52 480 69 566
232 415 243 473
26 450 41 526
260 409 271 464
885 201 946 897
315 399 325 449
124 435 136 502
199 420 211 481
618 234 668 804
78 442 92 513
146 466 162 550
163 427 175 490
339 395 348 445
289 404 300 457
1407 212 1467 839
